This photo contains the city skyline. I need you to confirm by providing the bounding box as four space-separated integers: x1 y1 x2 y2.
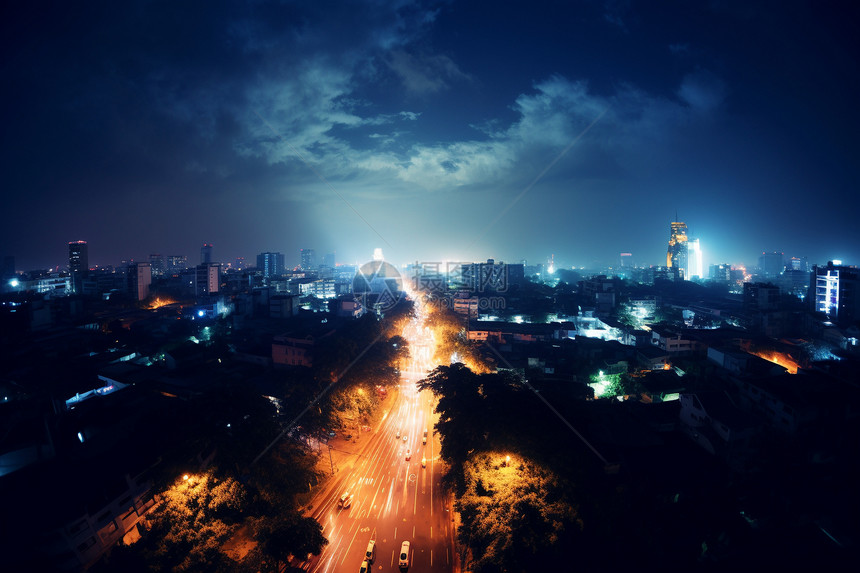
2 1 858 270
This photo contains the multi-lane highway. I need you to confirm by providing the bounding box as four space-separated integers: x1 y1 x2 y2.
297 297 454 572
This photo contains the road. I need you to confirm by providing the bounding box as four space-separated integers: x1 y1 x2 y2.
297 296 454 573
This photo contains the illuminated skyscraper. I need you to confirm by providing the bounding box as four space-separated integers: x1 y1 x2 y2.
149 254 165 277
167 255 187 275
686 238 703 280
257 252 285 278
812 261 859 325
666 221 688 279
69 240 88 274
69 240 88 294
201 243 213 264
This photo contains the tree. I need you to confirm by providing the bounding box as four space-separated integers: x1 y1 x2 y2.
255 511 327 568
458 452 582 572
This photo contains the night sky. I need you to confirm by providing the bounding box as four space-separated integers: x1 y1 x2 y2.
2 1 858 271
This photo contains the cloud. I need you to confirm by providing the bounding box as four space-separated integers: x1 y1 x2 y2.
386 50 472 94
678 70 727 112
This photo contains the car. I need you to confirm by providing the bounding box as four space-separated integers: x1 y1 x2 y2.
396 429 401 439
359 560 370 573
399 540 410 569
422 435 427 445
365 540 375 563
421 457 426 468
405 449 411 461
338 492 353 509
402 435 407 442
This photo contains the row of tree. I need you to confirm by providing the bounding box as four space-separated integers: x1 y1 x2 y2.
97 300 415 571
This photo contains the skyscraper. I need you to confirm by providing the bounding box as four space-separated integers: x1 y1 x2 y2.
128 262 152 301
149 254 165 277
257 252 285 278
812 261 859 325
759 251 785 279
69 240 88 274
196 263 220 296
300 248 316 270
666 222 688 279
686 238 702 280
322 252 336 268
69 240 88 294
201 243 213 264
167 255 188 275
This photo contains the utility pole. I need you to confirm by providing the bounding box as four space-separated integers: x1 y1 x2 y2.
328 444 335 475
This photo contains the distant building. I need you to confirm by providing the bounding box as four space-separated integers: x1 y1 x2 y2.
789 256 809 272
709 263 731 283
196 263 220 296
166 255 187 275
686 238 702 280
234 257 246 271
620 252 633 268
300 279 336 299
257 252 285 279
69 240 88 294
127 262 152 301
666 221 688 279
812 261 860 325
759 251 784 278
322 252 336 268
744 282 780 312
200 243 213 264
148 254 165 277
300 248 316 270
460 259 525 292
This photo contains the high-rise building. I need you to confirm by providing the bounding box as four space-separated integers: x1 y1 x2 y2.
196 263 220 296
686 238 703 280
234 257 246 271
128 262 152 301
322 252 336 268
789 256 809 272
759 252 785 279
149 254 166 277
812 261 860 325
201 243 213 264
69 240 88 274
300 248 316 270
709 263 732 283
620 253 633 268
666 222 688 279
257 252 285 278
69 240 88 294
167 255 188 275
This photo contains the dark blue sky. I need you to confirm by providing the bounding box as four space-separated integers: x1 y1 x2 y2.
2 1 858 271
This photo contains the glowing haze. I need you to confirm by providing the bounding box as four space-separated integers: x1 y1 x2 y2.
1 1 858 271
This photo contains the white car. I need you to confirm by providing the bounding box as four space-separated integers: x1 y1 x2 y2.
399 540 410 569
365 539 375 563
338 492 353 509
